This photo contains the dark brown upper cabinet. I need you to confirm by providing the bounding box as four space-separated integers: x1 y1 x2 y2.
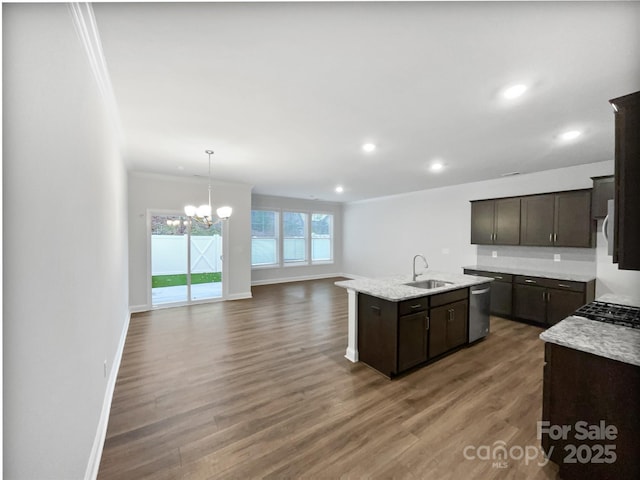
520 190 593 248
610 91 640 271
591 175 614 219
470 198 520 245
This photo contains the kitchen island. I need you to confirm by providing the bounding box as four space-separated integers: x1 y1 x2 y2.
335 271 493 377
539 293 640 480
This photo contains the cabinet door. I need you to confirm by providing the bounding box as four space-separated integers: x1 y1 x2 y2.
398 312 428 372
446 300 468 350
490 281 513 317
470 200 495 244
428 305 449 359
611 92 640 270
591 176 614 219
358 294 398 376
513 284 547 323
494 198 521 245
520 194 555 246
554 191 592 248
546 289 586 326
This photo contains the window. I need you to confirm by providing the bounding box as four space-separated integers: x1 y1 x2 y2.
311 213 333 262
251 209 335 268
251 210 279 266
283 211 307 263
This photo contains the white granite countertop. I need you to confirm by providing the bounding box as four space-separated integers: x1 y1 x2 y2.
335 271 493 302
463 265 596 283
540 316 640 367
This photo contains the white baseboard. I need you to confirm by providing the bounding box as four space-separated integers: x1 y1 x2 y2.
84 311 130 480
337 272 362 280
251 272 346 286
129 304 148 313
227 292 253 300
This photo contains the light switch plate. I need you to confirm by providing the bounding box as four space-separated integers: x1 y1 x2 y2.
492 251 498 258
442 248 450 254
554 254 561 262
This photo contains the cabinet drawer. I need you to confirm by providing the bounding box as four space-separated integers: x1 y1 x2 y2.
546 279 585 293
464 269 512 283
430 288 468 308
399 297 428 316
514 275 585 292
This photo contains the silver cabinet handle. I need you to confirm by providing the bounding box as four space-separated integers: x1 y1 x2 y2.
603 214 610 242
494 276 503 279
557 284 571 288
525 279 537 284
549 233 553 243
410 304 423 310
547 291 551 301
426 316 430 330
554 233 558 243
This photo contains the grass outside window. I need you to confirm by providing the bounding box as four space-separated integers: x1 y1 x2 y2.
152 272 221 288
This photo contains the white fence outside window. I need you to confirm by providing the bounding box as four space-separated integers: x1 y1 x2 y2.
152 235 222 275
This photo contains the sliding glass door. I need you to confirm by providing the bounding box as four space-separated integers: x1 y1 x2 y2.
150 213 222 307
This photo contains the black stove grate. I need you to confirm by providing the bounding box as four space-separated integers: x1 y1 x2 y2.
574 301 640 330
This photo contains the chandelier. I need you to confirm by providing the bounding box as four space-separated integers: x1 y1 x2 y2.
184 150 232 227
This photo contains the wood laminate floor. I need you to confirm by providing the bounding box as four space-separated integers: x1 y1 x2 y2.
98 278 559 479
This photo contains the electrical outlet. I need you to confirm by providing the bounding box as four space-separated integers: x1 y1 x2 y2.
442 248 450 255
103 360 107 378
554 254 561 262
492 251 498 258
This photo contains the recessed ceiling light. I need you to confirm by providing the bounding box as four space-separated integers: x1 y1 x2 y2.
502 84 528 99
559 130 582 141
177 166 184 171
430 162 444 172
335 185 344 193
362 143 376 153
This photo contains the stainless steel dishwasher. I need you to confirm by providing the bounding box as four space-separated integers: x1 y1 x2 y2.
469 284 491 343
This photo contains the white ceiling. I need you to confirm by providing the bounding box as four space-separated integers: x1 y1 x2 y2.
93 1 640 202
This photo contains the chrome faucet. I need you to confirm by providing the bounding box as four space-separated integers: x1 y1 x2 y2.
412 254 429 281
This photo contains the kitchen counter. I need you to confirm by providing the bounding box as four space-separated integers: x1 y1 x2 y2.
336 271 493 363
463 264 596 283
335 271 493 302
539 293 640 367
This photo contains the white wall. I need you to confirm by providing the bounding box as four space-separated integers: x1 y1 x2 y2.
3 4 129 479
343 161 615 279
128 172 253 308
595 219 640 297
251 194 343 284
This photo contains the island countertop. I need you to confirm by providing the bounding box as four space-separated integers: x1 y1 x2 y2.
334 271 493 302
539 293 640 367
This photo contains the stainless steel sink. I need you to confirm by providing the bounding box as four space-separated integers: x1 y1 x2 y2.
404 279 453 289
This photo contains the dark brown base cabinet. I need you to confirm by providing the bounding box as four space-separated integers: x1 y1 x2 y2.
464 269 594 326
542 343 640 480
463 269 512 317
358 288 469 378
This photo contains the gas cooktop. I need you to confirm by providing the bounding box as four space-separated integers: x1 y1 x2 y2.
574 301 640 330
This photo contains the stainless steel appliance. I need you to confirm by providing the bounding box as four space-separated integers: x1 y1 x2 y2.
574 301 640 329
603 199 615 256
469 284 491 342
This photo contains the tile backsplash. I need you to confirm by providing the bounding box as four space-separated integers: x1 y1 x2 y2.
476 245 597 277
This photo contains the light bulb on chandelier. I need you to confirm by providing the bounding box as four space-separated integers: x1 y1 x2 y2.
184 150 232 226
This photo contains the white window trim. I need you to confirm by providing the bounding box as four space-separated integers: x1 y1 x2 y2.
250 208 335 269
